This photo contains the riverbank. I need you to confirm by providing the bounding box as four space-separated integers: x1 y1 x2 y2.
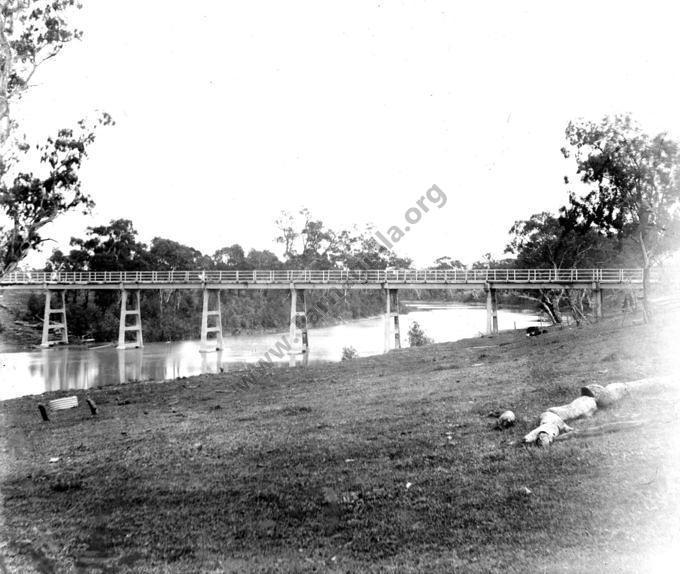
1 316 678 572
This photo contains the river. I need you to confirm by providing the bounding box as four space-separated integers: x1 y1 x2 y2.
0 302 542 400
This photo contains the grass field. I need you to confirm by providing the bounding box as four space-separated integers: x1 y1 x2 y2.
1 316 679 573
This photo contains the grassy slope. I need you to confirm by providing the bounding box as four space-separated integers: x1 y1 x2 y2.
1 317 679 573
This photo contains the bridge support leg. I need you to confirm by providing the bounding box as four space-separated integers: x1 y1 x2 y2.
41 290 68 347
200 289 223 353
117 290 144 350
289 288 309 366
486 285 498 335
384 289 401 352
593 285 603 320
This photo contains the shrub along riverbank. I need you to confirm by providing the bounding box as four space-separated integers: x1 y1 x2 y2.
1 315 678 572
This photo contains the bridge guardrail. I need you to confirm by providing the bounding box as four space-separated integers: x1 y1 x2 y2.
0 268 665 285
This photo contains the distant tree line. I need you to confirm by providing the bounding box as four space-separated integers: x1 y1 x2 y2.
18 213 413 343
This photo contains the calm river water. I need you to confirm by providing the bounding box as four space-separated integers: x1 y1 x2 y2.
0 302 542 400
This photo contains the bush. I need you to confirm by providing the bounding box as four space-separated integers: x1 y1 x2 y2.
341 346 358 361
407 321 433 347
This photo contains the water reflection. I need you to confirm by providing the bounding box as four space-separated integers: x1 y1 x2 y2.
0 303 541 400
118 349 143 384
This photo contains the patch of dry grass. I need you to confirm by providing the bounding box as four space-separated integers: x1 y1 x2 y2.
1 316 679 573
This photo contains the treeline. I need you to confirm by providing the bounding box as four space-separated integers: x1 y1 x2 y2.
20 214 412 343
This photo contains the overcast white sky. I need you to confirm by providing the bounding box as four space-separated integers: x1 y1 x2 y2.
14 0 680 267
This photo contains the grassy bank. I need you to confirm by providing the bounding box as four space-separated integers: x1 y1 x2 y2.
1 317 679 573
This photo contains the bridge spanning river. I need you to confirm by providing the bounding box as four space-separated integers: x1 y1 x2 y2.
0 268 669 359
0 268 657 290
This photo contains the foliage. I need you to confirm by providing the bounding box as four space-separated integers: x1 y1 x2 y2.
275 209 411 270
34 214 414 343
407 321 432 347
0 0 84 142
506 212 623 269
471 254 516 270
341 346 358 361
561 115 680 261
0 1 112 276
561 115 680 319
432 256 465 269
504 211 628 324
0 115 113 275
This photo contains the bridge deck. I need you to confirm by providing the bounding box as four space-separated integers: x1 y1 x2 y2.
0 268 662 291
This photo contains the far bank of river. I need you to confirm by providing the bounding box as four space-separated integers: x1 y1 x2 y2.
0 301 542 400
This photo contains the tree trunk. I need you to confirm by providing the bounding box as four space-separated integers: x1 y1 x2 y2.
638 215 652 323
566 289 588 325
540 291 562 325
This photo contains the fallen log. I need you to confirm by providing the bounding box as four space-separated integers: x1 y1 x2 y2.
547 396 597 421
522 376 675 447
581 383 628 407
581 375 677 407
523 397 595 446
522 411 573 445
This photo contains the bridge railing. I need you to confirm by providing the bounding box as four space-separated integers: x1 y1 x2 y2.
0 268 656 285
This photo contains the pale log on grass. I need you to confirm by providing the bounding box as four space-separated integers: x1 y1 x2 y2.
523 397 596 446
547 396 597 421
581 375 676 408
522 376 675 447
522 411 574 445
581 383 629 407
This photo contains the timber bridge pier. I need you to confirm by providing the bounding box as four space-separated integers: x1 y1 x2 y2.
0 268 669 360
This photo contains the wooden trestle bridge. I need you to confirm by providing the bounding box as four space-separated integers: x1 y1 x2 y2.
0 268 666 359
